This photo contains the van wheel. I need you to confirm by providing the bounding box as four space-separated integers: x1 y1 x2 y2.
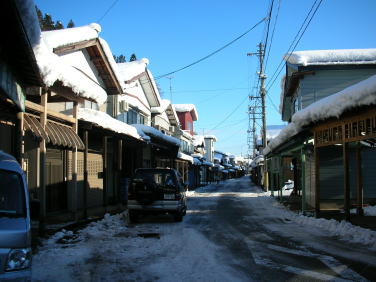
174 212 183 222
129 211 139 223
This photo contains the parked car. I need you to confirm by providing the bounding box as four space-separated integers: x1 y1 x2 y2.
0 151 31 281
128 168 187 222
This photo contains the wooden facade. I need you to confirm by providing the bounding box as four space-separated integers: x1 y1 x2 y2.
313 107 376 219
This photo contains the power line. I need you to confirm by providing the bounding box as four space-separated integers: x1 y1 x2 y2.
155 17 267 80
172 87 248 94
266 0 323 91
97 0 120 23
208 94 249 133
266 0 320 89
265 0 282 70
263 0 275 60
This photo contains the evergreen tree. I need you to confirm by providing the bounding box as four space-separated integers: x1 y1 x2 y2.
35 6 43 28
113 54 126 63
118 54 126 63
130 53 137 62
67 19 75 28
42 13 55 31
54 21 64 30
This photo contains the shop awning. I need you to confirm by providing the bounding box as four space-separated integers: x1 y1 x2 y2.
24 114 84 150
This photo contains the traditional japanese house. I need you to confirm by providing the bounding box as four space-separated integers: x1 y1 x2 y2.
0 0 43 160
265 49 376 219
21 17 149 224
111 60 181 173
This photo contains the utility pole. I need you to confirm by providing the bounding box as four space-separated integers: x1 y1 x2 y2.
247 43 268 190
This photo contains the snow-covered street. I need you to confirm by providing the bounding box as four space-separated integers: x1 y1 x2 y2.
32 177 376 281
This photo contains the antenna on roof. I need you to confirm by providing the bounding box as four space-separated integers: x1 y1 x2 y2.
166 76 174 103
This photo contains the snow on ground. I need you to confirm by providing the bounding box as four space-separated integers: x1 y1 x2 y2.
33 178 376 281
351 205 376 216
32 213 239 281
190 180 376 250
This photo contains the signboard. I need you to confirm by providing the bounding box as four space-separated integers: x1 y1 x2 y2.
0 60 26 112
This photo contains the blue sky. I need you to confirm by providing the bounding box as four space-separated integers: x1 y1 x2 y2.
35 0 376 156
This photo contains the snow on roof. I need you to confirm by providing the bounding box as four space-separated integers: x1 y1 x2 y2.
117 58 149 83
250 155 264 168
266 125 286 141
98 38 126 91
180 130 192 140
132 124 181 147
78 108 142 140
264 74 376 155
150 99 170 114
202 160 214 167
214 150 227 156
193 157 202 166
146 70 162 106
38 25 126 104
177 152 194 164
33 38 108 105
285 49 376 66
193 135 205 147
42 23 101 50
204 135 217 142
173 104 198 121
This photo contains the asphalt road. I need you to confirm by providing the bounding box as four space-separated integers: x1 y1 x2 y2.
185 176 376 281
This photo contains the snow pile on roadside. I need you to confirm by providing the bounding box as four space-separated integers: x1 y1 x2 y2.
33 211 241 281
351 205 376 216
33 213 129 281
260 195 376 250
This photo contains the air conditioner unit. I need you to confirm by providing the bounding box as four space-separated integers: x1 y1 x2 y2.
119 101 129 112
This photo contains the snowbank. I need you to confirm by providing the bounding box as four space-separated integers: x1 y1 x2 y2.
256 193 376 250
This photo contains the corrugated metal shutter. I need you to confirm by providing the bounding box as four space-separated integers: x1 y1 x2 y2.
362 147 376 199
319 146 343 200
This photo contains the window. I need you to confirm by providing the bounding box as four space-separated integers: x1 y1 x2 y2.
127 109 138 125
84 100 99 110
293 95 301 114
187 121 193 131
137 114 145 125
0 169 25 217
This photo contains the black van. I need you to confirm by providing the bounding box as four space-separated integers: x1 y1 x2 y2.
128 168 187 222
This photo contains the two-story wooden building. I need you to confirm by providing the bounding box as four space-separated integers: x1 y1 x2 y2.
265 49 376 219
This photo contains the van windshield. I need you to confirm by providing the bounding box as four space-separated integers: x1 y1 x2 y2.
0 169 26 217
